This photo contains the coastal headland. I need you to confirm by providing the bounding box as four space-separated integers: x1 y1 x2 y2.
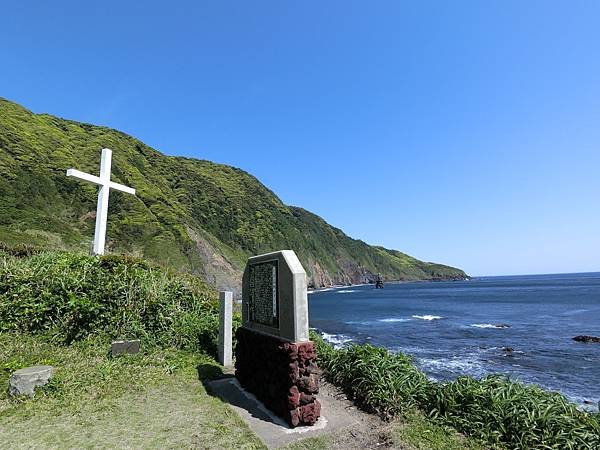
0 97 466 296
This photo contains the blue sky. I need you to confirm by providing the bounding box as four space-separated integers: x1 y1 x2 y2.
2 1 599 276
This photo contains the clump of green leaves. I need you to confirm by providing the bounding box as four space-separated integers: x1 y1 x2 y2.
0 249 219 354
312 332 600 449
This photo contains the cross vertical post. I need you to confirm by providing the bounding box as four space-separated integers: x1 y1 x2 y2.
94 149 112 255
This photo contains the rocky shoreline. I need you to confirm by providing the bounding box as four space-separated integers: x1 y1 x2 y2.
308 276 469 292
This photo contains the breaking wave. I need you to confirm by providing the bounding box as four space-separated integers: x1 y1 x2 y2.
470 323 510 329
321 332 353 349
412 315 444 321
417 354 490 380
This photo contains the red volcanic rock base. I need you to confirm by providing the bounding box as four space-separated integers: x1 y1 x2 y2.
235 327 321 427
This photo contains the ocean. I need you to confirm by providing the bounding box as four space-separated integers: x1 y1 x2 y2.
308 272 600 409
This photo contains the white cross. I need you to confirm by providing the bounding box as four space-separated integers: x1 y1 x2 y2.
66 148 136 255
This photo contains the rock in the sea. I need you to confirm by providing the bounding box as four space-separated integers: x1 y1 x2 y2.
502 347 514 353
8 365 54 397
573 335 600 343
495 324 511 329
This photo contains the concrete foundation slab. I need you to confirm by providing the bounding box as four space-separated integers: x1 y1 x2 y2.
206 377 358 449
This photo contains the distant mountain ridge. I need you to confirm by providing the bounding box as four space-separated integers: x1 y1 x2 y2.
0 98 467 292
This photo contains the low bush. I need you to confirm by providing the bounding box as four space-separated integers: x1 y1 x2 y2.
312 332 600 449
0 249 221 353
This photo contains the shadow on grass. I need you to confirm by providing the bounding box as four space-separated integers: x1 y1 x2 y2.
196 363 230 381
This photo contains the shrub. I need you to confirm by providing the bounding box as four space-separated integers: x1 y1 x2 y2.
0 249 219 353
312 332 600 449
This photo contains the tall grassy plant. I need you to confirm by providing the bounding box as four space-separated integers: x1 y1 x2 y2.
429 375 600 449
313 334 431 418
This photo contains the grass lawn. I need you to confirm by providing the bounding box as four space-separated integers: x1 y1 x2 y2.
0 333 264 449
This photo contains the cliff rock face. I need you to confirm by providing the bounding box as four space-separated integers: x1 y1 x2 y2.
0 98 467 293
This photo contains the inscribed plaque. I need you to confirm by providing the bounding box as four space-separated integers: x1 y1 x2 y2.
248 260 279 328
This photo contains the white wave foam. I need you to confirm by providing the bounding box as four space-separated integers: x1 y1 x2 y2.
346 317 411 325
417 355 489 379
336 290 356 293
391 345 426 354
562 309 589 316
309 288 334 293
344 320 374 326
470 323 510 329
412 315 444 321
321 332 353 349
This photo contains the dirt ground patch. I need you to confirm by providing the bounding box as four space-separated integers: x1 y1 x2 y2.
301 381 411 450
286 382 486 450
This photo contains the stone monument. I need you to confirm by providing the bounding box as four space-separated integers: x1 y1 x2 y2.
235 250 320 427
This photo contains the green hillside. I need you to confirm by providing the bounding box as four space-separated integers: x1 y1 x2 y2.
0 98 466 291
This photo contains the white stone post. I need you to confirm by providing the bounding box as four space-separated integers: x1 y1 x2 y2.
218 291 233 367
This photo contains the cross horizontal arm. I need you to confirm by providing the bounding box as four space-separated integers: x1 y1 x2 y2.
66 169 102 185
109 181 136 195
66 169 135 195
